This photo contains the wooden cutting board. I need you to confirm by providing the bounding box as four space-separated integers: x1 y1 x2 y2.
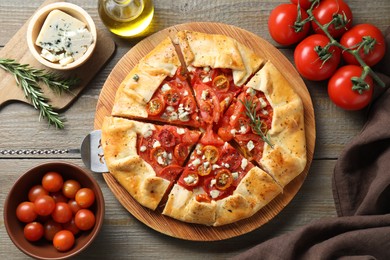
95 22 316 241
0 0 115 110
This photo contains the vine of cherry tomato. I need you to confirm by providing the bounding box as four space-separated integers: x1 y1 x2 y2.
15 171 97 252
340 24 386 67
311 0 353 38
294 34 341 81
328 65 374 110
269 0 385 110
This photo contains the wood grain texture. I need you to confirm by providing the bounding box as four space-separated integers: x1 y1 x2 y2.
1 0 389 258
0 0 115 109
94 22 315 240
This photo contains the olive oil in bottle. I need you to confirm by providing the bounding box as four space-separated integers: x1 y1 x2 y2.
98 0 154 37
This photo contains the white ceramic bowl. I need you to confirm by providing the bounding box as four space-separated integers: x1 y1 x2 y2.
27 2 97 70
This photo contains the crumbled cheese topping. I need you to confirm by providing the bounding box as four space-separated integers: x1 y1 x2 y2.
212 164 221 170
241 158 248 170
192 158 201 166
161 83 171 92
184 175 196 184
201 90 209 100
187 65 195 72
139 146 147 152
152 140 161 148
202 76 211 83
169 112 179 120
232 172 239 180
247 140 255 152
176 128 186 135
143 128 154 138
246 87 256 96
210 190 220 199
259 97 267 108
166 106 175 112
240 125 247 133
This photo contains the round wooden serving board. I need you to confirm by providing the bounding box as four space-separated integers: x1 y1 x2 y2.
94 22 316 241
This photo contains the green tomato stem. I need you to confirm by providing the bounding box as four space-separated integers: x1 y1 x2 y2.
306 7 385 90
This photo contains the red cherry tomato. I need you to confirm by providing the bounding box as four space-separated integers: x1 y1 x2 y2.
53 230 75 252
52 202 73 224
328 65 374 110
62 179 81 199
34 195 56 216
291 0 313 10
147 98 165 116
173 143 189 163
16 201 37 223
28 185 49 202
340 24 386 67
202 145 219 164
212 75 230 92
62 217 80 235
150 146 168 166
24 222 44 242
43 219 63 241
294 34 341 81
42 171 63 192
164 89 181 106
268 3 310 46
68 199 81 215
75 188 96 209
312 0 353 38
158 129 177 148
215 169 234 190
75 209 96 231
181 96 196 113
51 191 68 203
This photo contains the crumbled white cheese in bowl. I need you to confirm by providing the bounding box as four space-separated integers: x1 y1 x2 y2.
27 2 97 70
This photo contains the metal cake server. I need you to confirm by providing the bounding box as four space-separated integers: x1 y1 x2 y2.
1 130 108 173
80 130 108 173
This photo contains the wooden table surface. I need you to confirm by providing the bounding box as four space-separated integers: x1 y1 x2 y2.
1 0 389 259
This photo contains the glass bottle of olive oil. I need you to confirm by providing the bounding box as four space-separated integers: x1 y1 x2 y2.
98 0 154 37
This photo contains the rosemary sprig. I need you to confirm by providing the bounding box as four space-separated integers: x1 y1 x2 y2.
241 98 274 148
0 58 80 129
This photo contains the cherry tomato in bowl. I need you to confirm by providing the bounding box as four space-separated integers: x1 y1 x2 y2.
328 65 374 110
340 23 386 67
294 34 341 81
4 162 104 259
268 3 310 46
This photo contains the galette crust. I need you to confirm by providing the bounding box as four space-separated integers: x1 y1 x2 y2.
111 37 181 119
162 167 281 226
176 30 264 86
101 116 170 210
247 61 307 187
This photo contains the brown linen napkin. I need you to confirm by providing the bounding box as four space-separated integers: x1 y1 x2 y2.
232 29 390 260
